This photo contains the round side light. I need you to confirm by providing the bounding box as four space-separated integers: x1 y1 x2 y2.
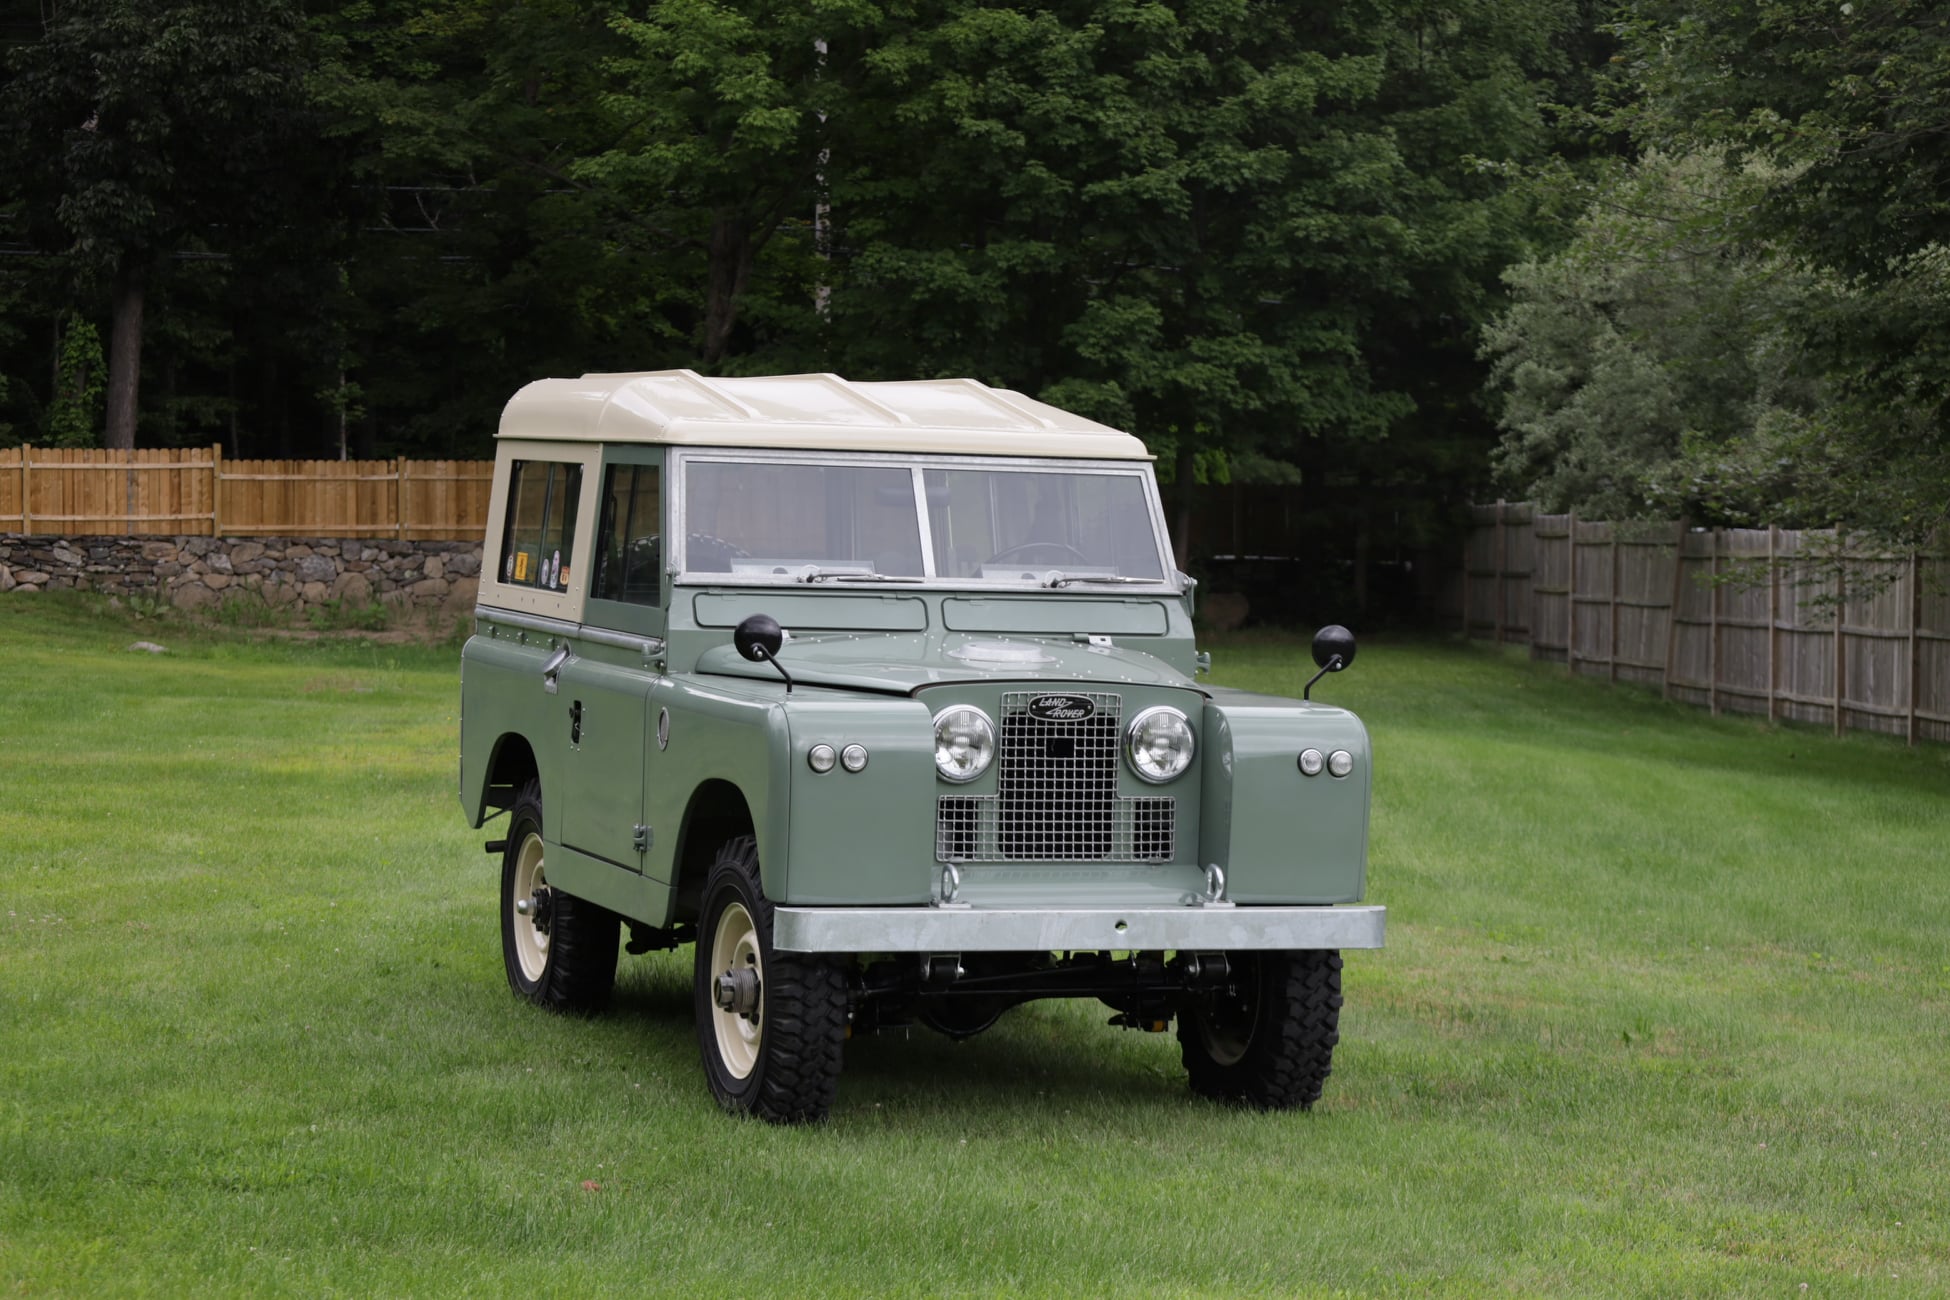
1328 749 1355 778
807 743 837 774
841 743 869 773
1298 748 1324 777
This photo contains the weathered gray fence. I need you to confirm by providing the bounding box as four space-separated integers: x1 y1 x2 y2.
1462 503 1950 745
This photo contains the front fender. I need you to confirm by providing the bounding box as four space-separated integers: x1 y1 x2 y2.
780 697 936 904
1199 692 1370 904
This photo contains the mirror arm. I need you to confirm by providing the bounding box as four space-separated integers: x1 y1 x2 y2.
757 645 794 694
1302 654 1343 701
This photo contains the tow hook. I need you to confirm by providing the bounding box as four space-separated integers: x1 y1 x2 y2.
715 967 761 1020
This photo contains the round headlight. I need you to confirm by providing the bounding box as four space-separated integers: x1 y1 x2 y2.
807 743 836 774
1126 706 1194 784
1298 748 1324 777
932 706 995 783
1328 749 1354 778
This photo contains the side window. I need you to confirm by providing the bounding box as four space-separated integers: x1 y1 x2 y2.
499 460 582 592
591 463 663 605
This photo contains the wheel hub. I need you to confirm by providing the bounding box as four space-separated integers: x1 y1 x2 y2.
516 885 555 934
715 966 761 1019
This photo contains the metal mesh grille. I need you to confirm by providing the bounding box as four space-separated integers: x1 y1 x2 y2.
934 691 1175 864
999 690 1120 859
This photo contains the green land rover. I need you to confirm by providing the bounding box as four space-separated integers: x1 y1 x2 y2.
459 370 1383 1122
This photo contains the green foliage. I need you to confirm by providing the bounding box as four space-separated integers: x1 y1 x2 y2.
1616 0 1950 278
1 0 319 278
1483 151 1828 523
305 594 390 631
0 0 1589 564
811 0 1583 556
1573 0 1950 540
46 316 105 447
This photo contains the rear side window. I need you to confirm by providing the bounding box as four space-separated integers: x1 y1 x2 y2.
592 463 662 605
500 460 581 592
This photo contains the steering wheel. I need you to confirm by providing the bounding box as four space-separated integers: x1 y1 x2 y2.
684 532 751 572
984 541 1088 566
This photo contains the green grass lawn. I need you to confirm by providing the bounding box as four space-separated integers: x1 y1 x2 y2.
2 596 1946 1296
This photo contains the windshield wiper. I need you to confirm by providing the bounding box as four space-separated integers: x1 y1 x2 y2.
796 566 923 584
1041 571 1159 589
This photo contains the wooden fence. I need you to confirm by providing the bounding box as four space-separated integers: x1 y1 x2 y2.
0 446 492 542
1463 502 1950 746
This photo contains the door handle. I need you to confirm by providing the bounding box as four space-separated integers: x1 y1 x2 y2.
541 645 571 694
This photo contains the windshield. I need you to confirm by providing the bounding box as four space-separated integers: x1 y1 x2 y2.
678 455 1170 586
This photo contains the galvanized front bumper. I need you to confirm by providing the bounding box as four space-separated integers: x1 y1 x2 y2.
770 904 1385 953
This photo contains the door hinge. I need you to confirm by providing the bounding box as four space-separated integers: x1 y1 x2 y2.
632 824 652 854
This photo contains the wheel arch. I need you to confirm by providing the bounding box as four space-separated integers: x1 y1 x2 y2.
469 731 540 826
670 778 756 925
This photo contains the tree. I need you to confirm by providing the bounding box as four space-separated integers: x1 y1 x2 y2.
1483 151 1827 523
1598 0 1950 539
310 0 693 456
575 0 836 371
821 1 1581 567
2 0 321 449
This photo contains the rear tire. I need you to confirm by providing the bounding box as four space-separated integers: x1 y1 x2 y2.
500 779 619 1013
1179 949 1342 1110
693 835 849 1123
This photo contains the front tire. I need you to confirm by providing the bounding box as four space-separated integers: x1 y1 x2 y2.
694 835 848 1123
1179 949 1342 1110
500 779 619 1013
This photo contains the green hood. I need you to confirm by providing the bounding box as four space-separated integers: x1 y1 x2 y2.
694 630 1198 696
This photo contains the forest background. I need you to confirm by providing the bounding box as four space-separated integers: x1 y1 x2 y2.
2 0 1945 599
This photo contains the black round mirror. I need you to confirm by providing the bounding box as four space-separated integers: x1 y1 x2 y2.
1311 624 1356 671
734 613 784 663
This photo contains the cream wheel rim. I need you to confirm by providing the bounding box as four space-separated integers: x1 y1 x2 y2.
512 831 550 983
708 900 763 1079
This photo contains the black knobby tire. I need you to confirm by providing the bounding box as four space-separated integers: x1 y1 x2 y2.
500 779 619 1013
693 835 849 1123
1178 949 1342 1110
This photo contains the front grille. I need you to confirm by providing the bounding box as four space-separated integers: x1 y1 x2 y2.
999 691 1120 858
934 691 1176 864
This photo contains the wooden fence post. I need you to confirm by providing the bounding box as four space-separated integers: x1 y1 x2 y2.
1521 502 1536 654
1909 549 1921 747
1833 530 1847 737
1566 511 1578 672
1662 519 1688 701
1767 526 1780 724
1494 500 1508 645
16 445 27 535
210 444 224 537
1608 524 1621 684
1709 529 1721 716
397 459 409 541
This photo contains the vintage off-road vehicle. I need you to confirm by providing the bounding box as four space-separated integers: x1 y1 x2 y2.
460 370 1382 1122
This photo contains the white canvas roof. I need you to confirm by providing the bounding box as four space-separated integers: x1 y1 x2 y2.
497 369 1152 460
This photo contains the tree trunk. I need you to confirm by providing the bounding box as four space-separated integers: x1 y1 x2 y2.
702 210 754 367
1173 442 1197 572
105 262 146 450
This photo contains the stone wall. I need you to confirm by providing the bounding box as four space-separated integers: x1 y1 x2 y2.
0 534 483 620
